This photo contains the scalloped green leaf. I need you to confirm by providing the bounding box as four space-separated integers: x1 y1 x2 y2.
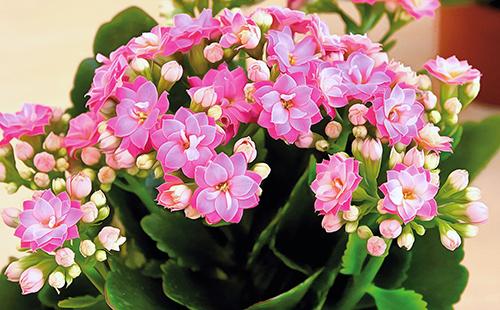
246 270 321 310
340 233 367 275
367 285 427 310
58 295 104 308
68 58 99 117
93 6 157 56
141 211 232 269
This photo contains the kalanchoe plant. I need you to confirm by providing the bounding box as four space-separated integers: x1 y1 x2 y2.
0 2 498 310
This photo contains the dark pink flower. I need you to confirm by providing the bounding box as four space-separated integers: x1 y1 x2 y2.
0 104 52 145
64 112 101 156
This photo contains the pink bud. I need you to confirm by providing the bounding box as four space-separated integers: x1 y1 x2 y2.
2 208 20 228
361 138 382 161
294 131 314 148
379 219 402 239
421 91 437 110
98 166 116 184
158 184 192 211
98 226 126 251
106 149 135 169
161 61 183 83
34 173 50 188
233 137 257 163
203 43 224 63
465 202 488 224
184 205 201 219
192 86 217 108
55 248 75 267
367 236 387 256
15 141 34 161
440 229 461 251
5 261 24 282
0 162 6 182
81 201 99 223
348 104 368 125
403 147 425 168
19 267 44 295
67 172 92 200
81 147 101 166
98 130 120 154
239 24 261 49
43 132 63 152
448 170 469 191
247 59 270 82
321 212 344 233
325 121 342 139
33 152 56 173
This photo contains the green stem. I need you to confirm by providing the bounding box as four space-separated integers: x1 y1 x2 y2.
82 266 105 295
120 174 160 214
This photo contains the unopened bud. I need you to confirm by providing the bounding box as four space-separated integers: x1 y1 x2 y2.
233 137 257 163
52 178 66 194
379 219 402 239
428 110 441 124
34 172 50 188
161 61 183 83
48 271 65 290
79 240 96 257
367 236 387 256
193 86 217 108
18 166 34 180
417 74 432 90
43 132 63 152
204 43 224 63
357 225 373 239
2 208 20 228
252 163 271 180
447 169 469 192
403 147 424 168
136 153 156 170
464 187 481 202
5 182 18 194
95 250 107 262
322 212 344 233
130 58 150 73
67 264 81 279
315 140 329 152
397 228 415 250
91 190 107 207
342 206 359 222
388 147 404 169
81 202 98 223
424 152 440 170
14 141 34 161
247 59 270 82
465 202 488 223
444 97 462 115
438 221 461 251
452 223 479 238
96 206 110 221
344 221 358 233
325 121 342 139
421 91 437 110
98 166 116 184
81 147 101 166
251 9 273 30
154 166 164 179
55 248 75 267
56 158 69 172
352 126 367 139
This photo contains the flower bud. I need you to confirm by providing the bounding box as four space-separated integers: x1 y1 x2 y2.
67 172 92 200
55 158 69 172
97 166 116 184
95 250 107 262
203 43 224 63
464 202 488 224
43 133 63 153
345 221 358 233
5 182 19 194
67 264 81 279
252 163 271 180
453 223 479 238
98 226 126 252
464 187 481 201
15 141 34 161
33 152 56 173
315 140 329 152
91 190 107 207
348 104 368 125
184 205 201 220
357 225 373 240
154 166 164 179
444 97 462 115
19 267 44 295
361 138 382 161
34 172 50 188
5 261 24 282
80 240 96 257
379 219 402 239
97 206 110 221
417 74 432 90
440 226 461 251
207 105 223 120
161 61 183 83
233 137 257 163
342 205 359 222
352 126 367 139
2 208 20 228
428 110 441 124
294 131 315 148
193 86 217 108
81 147 101 166
388 147 404 169
98 130 120 153
247 59 270 82
157 183 192 211
136 153 156 170
251 9 273 30
397 226 415 250
48 271 65 290
424 152 440 170
81 202 98 223
447 169 469 192
325 121 342 139
82 168 96 181
55 248 75 268
403 147 424 168
130 58 150 73
321 212 344 233
51 178 66 194
421 91 437 110
367 236 387 256
239 25 261 49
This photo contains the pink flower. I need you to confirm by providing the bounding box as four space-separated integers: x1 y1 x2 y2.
152 107 223 178
163 9 220 55
415 124 453 153
98 226 126 251
156 175 192 211
0 104 52 145
19 267 44 295
267 27 318 73
310 154 362 215
465 202 488 224
14 190 83 252
367 84 424 145
399 0 440 20
66 172 92 200
340 34 382 57
317 65 348 110
338 52 391 102
424 56 481 85
81 147 101 166
219 9 261 50
64 112 101 156
380 163 438 223
108 77 169 154
192 152 262 224
263 7 308 33
33 152 56 173
255 73 321 143
367 236 387 256
128 26 169 59
307 15 343 61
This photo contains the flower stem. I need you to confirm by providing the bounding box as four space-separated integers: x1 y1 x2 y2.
82 265 105 295
116 174 160 214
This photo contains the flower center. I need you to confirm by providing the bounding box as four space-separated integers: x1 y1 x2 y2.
47 215 57 228
216 182 230 192
388 106 402 122
289 54 296 65
132 102 150 123
280 93 296 110
403 189 415 200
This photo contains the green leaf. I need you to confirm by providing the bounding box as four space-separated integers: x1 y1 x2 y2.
246 270 322 310
38 276 101 308
161 261 240 310
0 273 41 309
106 261 178 310
58 295 104 308
367 286 427 310
93 6 157 56
440 115 500 181
340 233 367 275
375 245 413 289
67 58 99 117
403 229 468 310
141 211 232 269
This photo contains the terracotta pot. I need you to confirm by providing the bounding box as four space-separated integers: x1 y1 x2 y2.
439 5 500 105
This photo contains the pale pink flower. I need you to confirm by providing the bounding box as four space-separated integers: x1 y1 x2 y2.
19 267 44 295
66 173 92 200
108 77 169 154
424 56 481 85
311 154 362 215
0 104 52 145
247 59 271 82
128 26 169 59
156 175 192 211
2 208 21 228
64 112 101 156
14 190 83 252
219 9 261 50
33 152 56 173
338 52 391 102
318 65 348 110
367 84 424 145
152 107 223 178
98 226 126 251
380 163 438 223
55 248 75 267
403 147 425 168
204 43 224 63
14 141 34 161
105 148 135 169
255 73 321 143
415 124 453 153
348 104 369 125
192 152 262 224
379 219 402 239
399 0 440 20
367 236 387 256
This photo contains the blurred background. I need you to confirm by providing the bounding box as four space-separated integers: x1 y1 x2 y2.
0 1 498 308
